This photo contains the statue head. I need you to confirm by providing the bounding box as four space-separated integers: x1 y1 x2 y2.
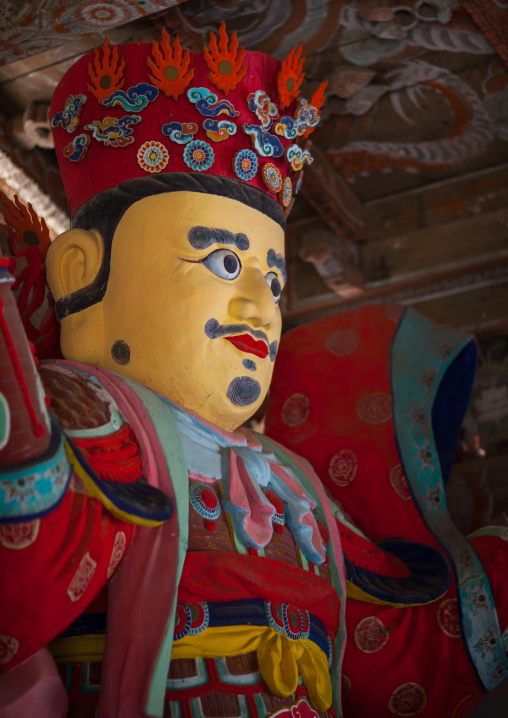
46 29 324 430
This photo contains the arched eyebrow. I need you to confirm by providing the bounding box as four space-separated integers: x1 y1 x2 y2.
188 226 249 251
267 249 287 283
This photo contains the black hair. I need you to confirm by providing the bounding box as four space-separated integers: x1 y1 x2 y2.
56 173 286 321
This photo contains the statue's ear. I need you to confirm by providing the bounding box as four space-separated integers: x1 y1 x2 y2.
46 228 104 301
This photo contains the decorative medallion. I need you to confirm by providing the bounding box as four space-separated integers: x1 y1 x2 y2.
51 94 87 133
248 90 279 130
354 616 389 653
204 118 237 142
137 140 169 173
233 149 258 181
0 520 40 549
342 674 352 698
74 2 132 29
356 392 392 424
67 552 97 602
325 329 360 357
162 121 198 144
265 601 310 641
63 133 90 162
261 162 283 193
279 176 293 208
103 82 159 111
107 530 126 579
174 602 210 641
466 579 491 617
183 140 215 172
87 37 125 103
147 29 194 101
328 449 357 487
388 683 427 716
243 124 283 158
286 144 313 171
389 464 412 501
281 392 310 427
416 367 438 393
85 115 141 147
437 598 462 638
204 22 247 96
187 87 238 118
189 481 221 521
278 44 305 110
452 695 479 718
414 440 435 473
0 635 19 665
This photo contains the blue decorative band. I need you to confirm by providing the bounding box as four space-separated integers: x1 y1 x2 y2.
0 420 71 522
173 598 331 664
391 307 508 691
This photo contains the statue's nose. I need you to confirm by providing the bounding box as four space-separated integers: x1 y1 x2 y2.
228 267 278 329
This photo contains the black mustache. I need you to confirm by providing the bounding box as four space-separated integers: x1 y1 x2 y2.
204 319 269 345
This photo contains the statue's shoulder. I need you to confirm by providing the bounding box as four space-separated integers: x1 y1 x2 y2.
39 361 122 433
38 361 174 525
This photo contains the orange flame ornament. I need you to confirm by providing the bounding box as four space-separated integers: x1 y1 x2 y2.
204 22 247 96
88 37 125 103
147 29 195 101
278 44 305 110
0 192 60 357
0 193 51 262
303 81 328 138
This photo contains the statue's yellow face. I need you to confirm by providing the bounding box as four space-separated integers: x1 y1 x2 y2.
100 191 285 431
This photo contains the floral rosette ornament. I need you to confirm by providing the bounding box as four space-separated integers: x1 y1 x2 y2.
262 163 283 193
183 140 215 172
137 140 169 173
234 149 258 181
279 176 293 208
49 28 327 220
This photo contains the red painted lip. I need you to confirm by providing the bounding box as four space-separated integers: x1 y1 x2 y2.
224 333 269 359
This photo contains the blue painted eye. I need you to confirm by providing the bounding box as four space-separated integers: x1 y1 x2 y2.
202 249 241 280
265 271 282 301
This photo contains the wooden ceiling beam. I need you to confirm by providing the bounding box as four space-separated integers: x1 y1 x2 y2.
299 144 365 243
282 255 508 334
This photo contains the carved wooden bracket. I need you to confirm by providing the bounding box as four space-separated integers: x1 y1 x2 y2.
4 102 54 151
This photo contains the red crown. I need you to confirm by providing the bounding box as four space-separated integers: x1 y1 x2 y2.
49 25 327 217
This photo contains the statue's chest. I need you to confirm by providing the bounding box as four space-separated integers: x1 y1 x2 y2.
186 475 331 581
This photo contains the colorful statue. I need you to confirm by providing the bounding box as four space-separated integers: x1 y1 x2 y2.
1 24 507 718
0 27 348 718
